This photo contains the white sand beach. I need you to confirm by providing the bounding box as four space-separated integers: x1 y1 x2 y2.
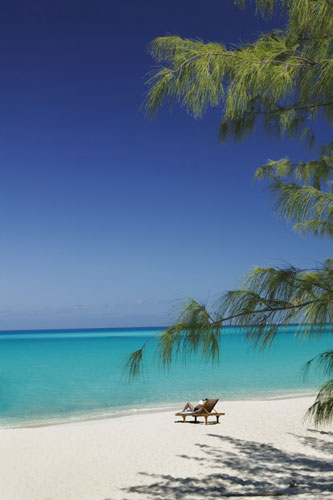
0 396 332 500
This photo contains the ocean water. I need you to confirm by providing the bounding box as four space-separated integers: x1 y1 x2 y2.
0 326 331 427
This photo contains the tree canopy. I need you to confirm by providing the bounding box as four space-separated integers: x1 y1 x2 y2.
145 0 333 142
126 0 333 425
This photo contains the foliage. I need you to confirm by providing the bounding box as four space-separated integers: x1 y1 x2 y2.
127 0 333 425
144 0 333 142
306 380 333 425
255 143 333 237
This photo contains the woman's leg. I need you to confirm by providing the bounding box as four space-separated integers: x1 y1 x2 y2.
183 402 195 411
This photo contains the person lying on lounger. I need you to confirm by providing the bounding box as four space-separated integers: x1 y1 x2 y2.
182 399 207 412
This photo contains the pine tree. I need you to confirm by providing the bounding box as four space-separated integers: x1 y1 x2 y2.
127 0 333 425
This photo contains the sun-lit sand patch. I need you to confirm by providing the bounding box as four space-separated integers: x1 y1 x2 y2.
0 396 332 500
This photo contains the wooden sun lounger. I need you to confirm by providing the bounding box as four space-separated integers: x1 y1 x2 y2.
175 398 225 425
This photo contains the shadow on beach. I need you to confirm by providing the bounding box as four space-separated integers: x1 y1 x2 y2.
120 432 333 499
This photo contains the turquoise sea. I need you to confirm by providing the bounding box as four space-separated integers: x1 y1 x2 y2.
0 326 331 427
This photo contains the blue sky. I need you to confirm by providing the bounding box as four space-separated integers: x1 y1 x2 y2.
0 0 331 330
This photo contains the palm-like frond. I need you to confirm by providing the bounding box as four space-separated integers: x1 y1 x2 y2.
255 143 333 238
144 0 333 142
123 349 145 380
151 262 333 365
157 298 221 368
304 350 333 379
306 380 333 426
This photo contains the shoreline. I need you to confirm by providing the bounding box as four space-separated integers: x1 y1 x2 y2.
1 396 332 500
1 390 318 430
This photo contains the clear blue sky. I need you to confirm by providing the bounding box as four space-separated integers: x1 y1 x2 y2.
0 0 331 330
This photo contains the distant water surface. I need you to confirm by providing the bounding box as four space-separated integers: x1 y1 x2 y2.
0 326 331 427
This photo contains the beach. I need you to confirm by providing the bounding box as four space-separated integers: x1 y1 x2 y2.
1 396 332 500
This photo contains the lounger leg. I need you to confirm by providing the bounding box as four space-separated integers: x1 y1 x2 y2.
216 416 220 423
182 416 186 423
194 416 197 423
204 416 208 425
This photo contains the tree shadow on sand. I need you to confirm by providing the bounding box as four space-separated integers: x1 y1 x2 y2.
121 433 333 499
288 430 333 456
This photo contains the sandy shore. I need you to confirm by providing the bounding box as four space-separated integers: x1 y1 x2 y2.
0 397 332 500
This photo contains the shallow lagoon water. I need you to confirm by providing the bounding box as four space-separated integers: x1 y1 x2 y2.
0 326 331 427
